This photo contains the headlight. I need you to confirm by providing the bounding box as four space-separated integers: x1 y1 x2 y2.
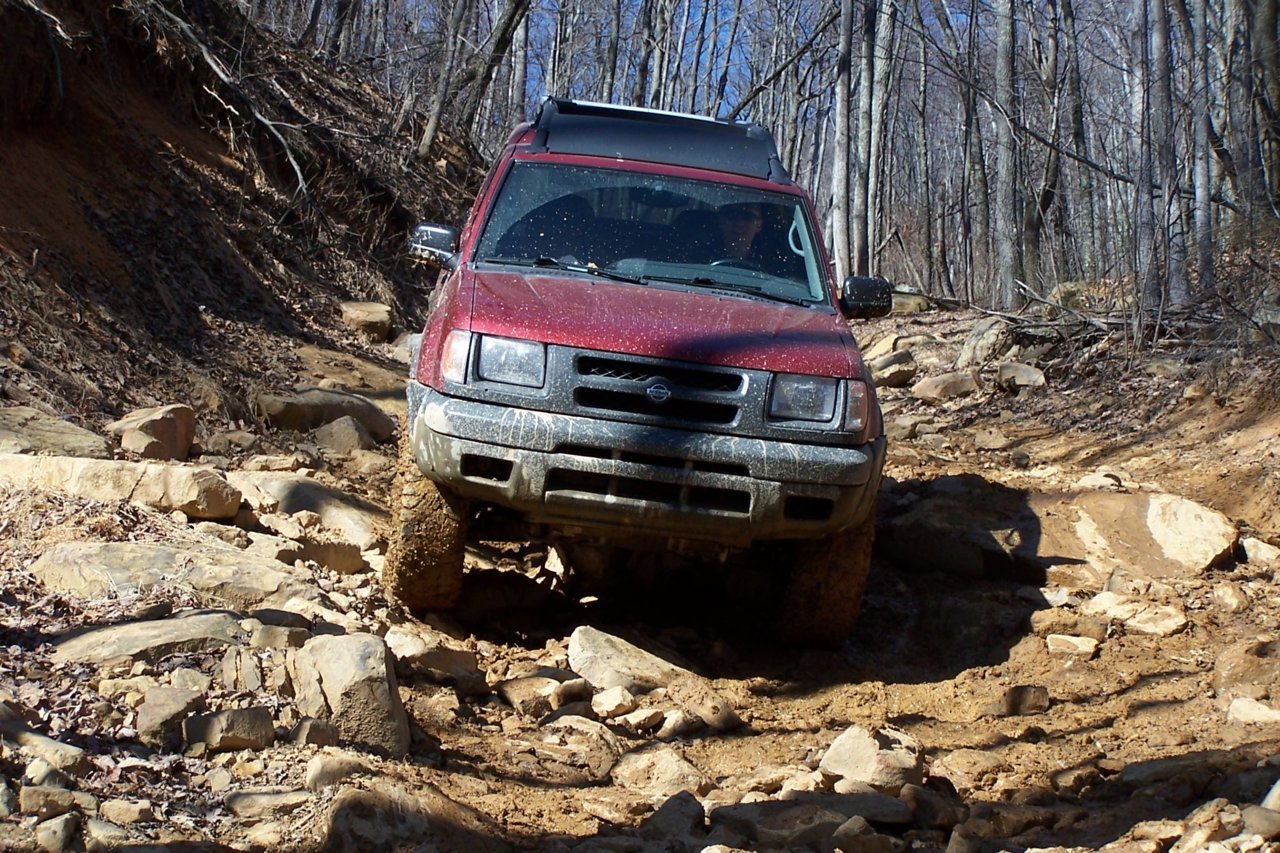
476 335 546 387
769 374 837 421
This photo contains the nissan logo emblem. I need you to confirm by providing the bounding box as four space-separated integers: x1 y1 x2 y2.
645 381 673 405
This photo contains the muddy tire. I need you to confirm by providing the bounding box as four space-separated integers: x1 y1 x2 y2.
383 434 470 612
771 515 875 645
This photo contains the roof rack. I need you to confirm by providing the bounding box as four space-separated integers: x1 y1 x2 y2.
528 98 792 184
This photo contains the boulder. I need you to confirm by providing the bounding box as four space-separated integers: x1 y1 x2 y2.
314 415 375 455
880 480 1238 588
226 470 385 551
869 350 918 389
183 707 276 752
997 362 1046 392
53 610 246 665
610 744 713 799
0 454 240 520
339 301 392 342
29 541 340 621
818 725 924 794
954 317 1010 368
291 633 410 758
256 387 395 442
323 785 509 853
0 406 110 458
567 626 696 693
911 370 980 403
106 404 196 460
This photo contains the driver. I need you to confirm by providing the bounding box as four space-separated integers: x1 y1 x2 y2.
716 202 765 260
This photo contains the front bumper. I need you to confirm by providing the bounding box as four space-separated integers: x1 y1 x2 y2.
407 382 885 546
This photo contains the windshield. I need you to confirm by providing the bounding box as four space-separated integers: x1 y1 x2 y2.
473 161 830 306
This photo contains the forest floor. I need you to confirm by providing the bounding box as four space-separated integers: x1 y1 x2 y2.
2 2 1280 851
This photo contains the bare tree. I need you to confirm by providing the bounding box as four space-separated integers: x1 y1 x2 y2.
992 0 1019 309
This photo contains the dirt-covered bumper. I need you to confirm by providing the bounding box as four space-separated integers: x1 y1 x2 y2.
407 383 885 546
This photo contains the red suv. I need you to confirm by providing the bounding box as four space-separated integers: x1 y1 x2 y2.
391 99 890 642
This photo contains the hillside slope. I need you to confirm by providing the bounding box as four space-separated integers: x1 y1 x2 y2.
0 0 481 431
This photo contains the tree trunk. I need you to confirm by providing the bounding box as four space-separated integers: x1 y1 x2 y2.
457 0 531 134
866 0 898 276
1062 0 1100 279
416 0 469 160
1151 0 1190 306
851 3 876 276
1131 0 1160 318
993 0 1019 309
831 0 855 284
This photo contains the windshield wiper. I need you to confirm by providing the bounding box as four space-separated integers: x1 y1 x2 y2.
644 275 814 308
480 256 646 285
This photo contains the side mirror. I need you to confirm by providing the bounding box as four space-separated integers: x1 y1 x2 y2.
408 223 461 269
838 275 893 319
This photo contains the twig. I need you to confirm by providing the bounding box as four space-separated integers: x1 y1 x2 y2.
142 0 311 203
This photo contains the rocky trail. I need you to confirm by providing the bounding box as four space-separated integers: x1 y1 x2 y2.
3 2 1280 850
2 304 1280 853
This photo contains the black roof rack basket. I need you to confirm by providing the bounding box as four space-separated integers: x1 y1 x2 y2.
529 98 792 184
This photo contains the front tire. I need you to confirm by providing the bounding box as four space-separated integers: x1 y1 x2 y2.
383 433 470 612
770 515 875 645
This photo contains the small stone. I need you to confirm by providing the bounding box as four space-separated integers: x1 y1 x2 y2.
1228 697 1280 724
99 799 154 825
304 753 368 792
591 686 638 719
136 687 205 749
183 706 276 752
18 786 76 820
23 759 69 789
551 677 594 710
251 625 311 649
168 667 212 693
85 818 132 851
35 812 78 853
289 718 339 746
1212 582 1251 614
1045 635 1098 658
1242 805 1280 839
224 788 312 818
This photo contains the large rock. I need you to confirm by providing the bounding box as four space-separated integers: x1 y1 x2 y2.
869 350 918 389
911 370 980 403
29 541 340 621
817 725 924 794
106 404 196 460
567 626 696 693
323 784 509 853
339 302 392 343
53 610 246 665
256 387 395 442
880 478 1238 587
226 471 385 551
954 316 1010 368
610 744 712 800
0 407 110 458
0 454 240 520
291 634 410 758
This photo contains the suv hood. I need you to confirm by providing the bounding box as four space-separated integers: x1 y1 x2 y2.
466 268 861 377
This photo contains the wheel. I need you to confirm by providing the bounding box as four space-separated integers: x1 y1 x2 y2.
383 432 470 612
769 514 875 645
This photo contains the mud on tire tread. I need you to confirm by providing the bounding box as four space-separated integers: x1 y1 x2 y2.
773 515 875 645
383 433 469 612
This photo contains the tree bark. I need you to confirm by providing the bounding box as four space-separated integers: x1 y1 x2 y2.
831 0 855 284
993 0 1019 309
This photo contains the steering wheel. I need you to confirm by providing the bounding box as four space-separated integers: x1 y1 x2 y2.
710 257 762 271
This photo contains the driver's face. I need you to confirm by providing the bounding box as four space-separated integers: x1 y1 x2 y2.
719 204 763 244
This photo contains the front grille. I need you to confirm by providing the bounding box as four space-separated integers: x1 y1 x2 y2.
546 469 751 514
573 353 747 427
555 443 750 476
578 356 743 392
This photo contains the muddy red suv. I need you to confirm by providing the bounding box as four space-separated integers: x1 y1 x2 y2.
390 99 891 642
